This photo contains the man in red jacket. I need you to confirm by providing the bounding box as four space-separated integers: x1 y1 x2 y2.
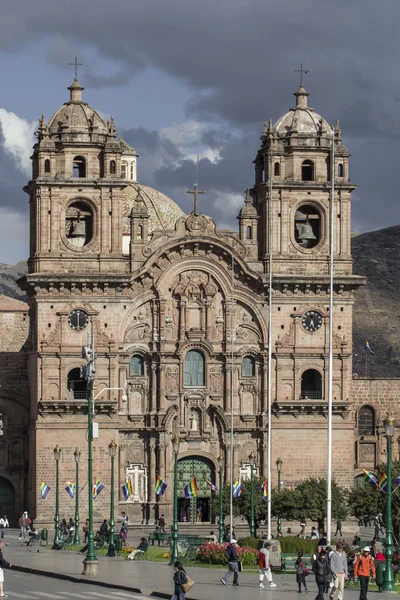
354 547 376 600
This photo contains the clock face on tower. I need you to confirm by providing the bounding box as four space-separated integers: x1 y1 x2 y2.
68 309 89 331
301 310 323 332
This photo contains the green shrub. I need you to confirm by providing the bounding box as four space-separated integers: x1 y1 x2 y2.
237 537 259 549
279 537 317 553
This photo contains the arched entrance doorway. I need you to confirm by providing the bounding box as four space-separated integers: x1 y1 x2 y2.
177 456 215 523
0 478 15 525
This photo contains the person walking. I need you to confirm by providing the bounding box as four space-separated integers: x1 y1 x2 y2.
259 541 277 588
221 538 240 586
82 519 89 543
334 520 342 537
299 522 306 539
295 551 309 593
329 543 348 600
0 540 12 598
354 546 376 600
158 514 166 534
171 560 187 600
312 549 330 600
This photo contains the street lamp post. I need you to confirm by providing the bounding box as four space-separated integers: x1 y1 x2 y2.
249 452 255 538
218 455 224 543
52 445 61 549
276 457 283 536
169 436 180 566
73 448 81 546
107 440 117 557
382 413 396 593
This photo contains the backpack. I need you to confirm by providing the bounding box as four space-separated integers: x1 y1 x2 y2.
259 550 266 569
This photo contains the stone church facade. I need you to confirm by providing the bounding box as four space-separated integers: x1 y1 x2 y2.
0 78 397 525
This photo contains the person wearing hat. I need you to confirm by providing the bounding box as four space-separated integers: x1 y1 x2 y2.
259 541 277 589
312 549 331 600
221 538 239 586
354 546 375 600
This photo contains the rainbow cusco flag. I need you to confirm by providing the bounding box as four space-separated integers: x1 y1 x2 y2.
184 477 197 498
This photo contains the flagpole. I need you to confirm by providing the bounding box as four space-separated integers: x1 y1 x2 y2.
229 256 235 538
267 148 273 540
327 127 335 544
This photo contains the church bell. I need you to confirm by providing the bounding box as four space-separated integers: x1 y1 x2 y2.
298 217 316 243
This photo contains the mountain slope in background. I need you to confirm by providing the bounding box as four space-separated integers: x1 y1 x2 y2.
352 225 400 378
0 261 27 300
0 227 398 377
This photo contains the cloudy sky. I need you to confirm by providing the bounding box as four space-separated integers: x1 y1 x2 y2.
0 0 398 264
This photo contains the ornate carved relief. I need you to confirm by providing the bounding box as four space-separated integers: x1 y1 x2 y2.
165 365 179 394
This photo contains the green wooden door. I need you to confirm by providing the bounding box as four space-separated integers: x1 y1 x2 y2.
177 457 215 523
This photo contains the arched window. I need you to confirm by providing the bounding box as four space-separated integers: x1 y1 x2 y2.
130 355 144 377
67 368 87 399
301 369 322 399
295 204 321 249
326 157 331 181
242 356 255 377
72 156 86 178
274 162 280 176
184 350 205 387
136 225 143 240
301 160 314 181
65 201 93 248
358 406 375 436
130 161 135 179
121 161 128 179
338 163 344 177
110 160 116 175
44 159 50 173
246 226 252 240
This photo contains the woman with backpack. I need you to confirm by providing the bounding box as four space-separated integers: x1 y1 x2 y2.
295 551 309 593
171 560 188 600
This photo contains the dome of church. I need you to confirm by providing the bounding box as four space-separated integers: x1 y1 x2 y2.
47 79 108 137
122 184 185 234
274 85 331 135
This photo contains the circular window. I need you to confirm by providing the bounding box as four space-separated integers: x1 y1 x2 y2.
294 204 321 249
65 201 93 248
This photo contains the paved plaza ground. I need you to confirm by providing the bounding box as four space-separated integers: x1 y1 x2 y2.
0 530 396 600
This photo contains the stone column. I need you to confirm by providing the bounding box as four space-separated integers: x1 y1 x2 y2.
205 300 212 341
233 365 239 412
233 444 240 480
151 363 157 413
119 445 127 502
262 441 268 479
225 442 231 482
158 441 166 480
179 301 186 341
149 439 157 503
159 364 165 412
262 363 268 412
225 366 232 411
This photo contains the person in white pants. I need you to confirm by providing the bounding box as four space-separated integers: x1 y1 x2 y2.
329 543 348 600
259 541 277 589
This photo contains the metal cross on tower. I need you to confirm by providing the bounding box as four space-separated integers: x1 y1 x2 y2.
186 156 205 216
294 63 309 86
69 56 83 79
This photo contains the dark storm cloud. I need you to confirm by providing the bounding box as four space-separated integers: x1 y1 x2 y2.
1 0 399 233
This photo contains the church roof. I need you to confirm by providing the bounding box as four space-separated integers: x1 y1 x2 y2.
274 85 331 136
0 295 28 312
47 79 108 137
122 184 185 234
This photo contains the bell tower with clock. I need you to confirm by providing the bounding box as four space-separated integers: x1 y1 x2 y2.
251 83 364 484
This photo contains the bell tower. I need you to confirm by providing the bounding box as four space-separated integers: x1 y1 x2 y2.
249 85 364 487
252 84 354 277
